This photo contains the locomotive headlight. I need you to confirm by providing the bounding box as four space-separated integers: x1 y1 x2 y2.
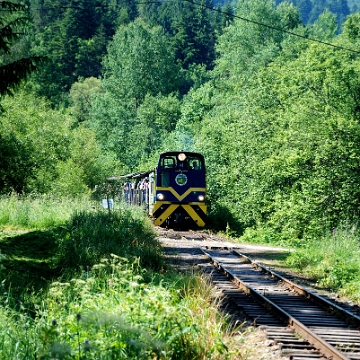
178 153 186 161
157 193 164 201
198 195 205 202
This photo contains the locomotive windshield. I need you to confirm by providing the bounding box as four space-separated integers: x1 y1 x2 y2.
161 156 176 169
160 154 203 171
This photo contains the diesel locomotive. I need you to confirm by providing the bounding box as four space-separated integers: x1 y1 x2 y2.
112 151 207 228
152 151 207 228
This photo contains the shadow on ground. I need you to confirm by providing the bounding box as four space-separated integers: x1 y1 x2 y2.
0 230 61 306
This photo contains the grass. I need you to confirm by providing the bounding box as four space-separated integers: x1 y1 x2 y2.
284 225 360 300
0 195 247 359
0 193 94 229
239 224 360 302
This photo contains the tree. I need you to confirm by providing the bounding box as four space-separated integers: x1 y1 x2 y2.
30 0 136 104
0 133 35 193
0 1 40 96
140 0 222 71
69 77 103 123
214 0 301 83
342 13 360 43
102 19 180 107
129 94 181 160
92 19 181 170
31 0 101 102
170 0 217 70
308 0 350 29
0 91 112 195
177 0 360 238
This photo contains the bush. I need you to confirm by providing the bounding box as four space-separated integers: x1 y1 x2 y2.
55 208 163 272
0 257 235 359
286 224 360 292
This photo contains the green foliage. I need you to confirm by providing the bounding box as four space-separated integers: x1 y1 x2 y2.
129 94 181 161
0 1 40 97
342 13 360 42
0 132 35 193
0 91 116 195
0 198 237 359
241 227 286 246
252 40 360 238
185 2 360 242
69 77 102 123
29 0 137 104
92 19 182 170
285 224 360 293
0 91 71 193
56 209 162 271
214 0 301 82
102 18 180 106
0 194 93 229
138 0 221 71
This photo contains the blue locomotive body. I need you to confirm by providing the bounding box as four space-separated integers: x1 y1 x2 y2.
152 151 207 228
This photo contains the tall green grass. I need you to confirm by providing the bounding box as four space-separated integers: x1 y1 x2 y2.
0 205 163 301
284 225 360 300
0 256 241 359
56 208 163 272
0 196 247 359
0 193 95 229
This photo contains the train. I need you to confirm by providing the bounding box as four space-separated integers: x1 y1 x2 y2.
108 151 207 228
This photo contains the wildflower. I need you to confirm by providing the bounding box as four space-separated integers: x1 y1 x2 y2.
52 319 57 326
76 313 81 322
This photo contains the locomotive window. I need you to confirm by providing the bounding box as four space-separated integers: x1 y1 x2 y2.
161 157 175 169
188 157 202 170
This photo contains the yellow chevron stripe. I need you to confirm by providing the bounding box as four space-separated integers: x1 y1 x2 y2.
182 205 206 227
154 204 179 226
156 187 205 201
153 201 172 212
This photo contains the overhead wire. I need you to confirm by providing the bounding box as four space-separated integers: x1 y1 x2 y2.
182 0 360 54
1 0 359 54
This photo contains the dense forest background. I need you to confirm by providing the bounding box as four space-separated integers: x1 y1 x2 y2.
1 0 360 243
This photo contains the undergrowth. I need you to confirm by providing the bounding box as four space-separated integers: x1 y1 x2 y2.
0 193 94 229
285 225 360 300
0 255 240 359
0 195 246 359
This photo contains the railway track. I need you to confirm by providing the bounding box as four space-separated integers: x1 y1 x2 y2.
159 229 360 360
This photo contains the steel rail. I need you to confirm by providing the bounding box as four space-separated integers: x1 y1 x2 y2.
199 246 350 360
232 249 360 329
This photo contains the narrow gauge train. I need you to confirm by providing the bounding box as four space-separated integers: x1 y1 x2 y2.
114 151 207 228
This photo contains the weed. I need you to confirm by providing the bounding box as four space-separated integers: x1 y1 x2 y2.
0 195 244 359
286 223 360 297
0 193 94 229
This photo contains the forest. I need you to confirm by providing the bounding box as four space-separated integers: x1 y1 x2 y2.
1 0 360 244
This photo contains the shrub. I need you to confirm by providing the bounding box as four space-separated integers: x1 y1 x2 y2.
55 208 163 272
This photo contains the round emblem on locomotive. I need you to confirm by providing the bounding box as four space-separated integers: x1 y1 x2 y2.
175 173 187 186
